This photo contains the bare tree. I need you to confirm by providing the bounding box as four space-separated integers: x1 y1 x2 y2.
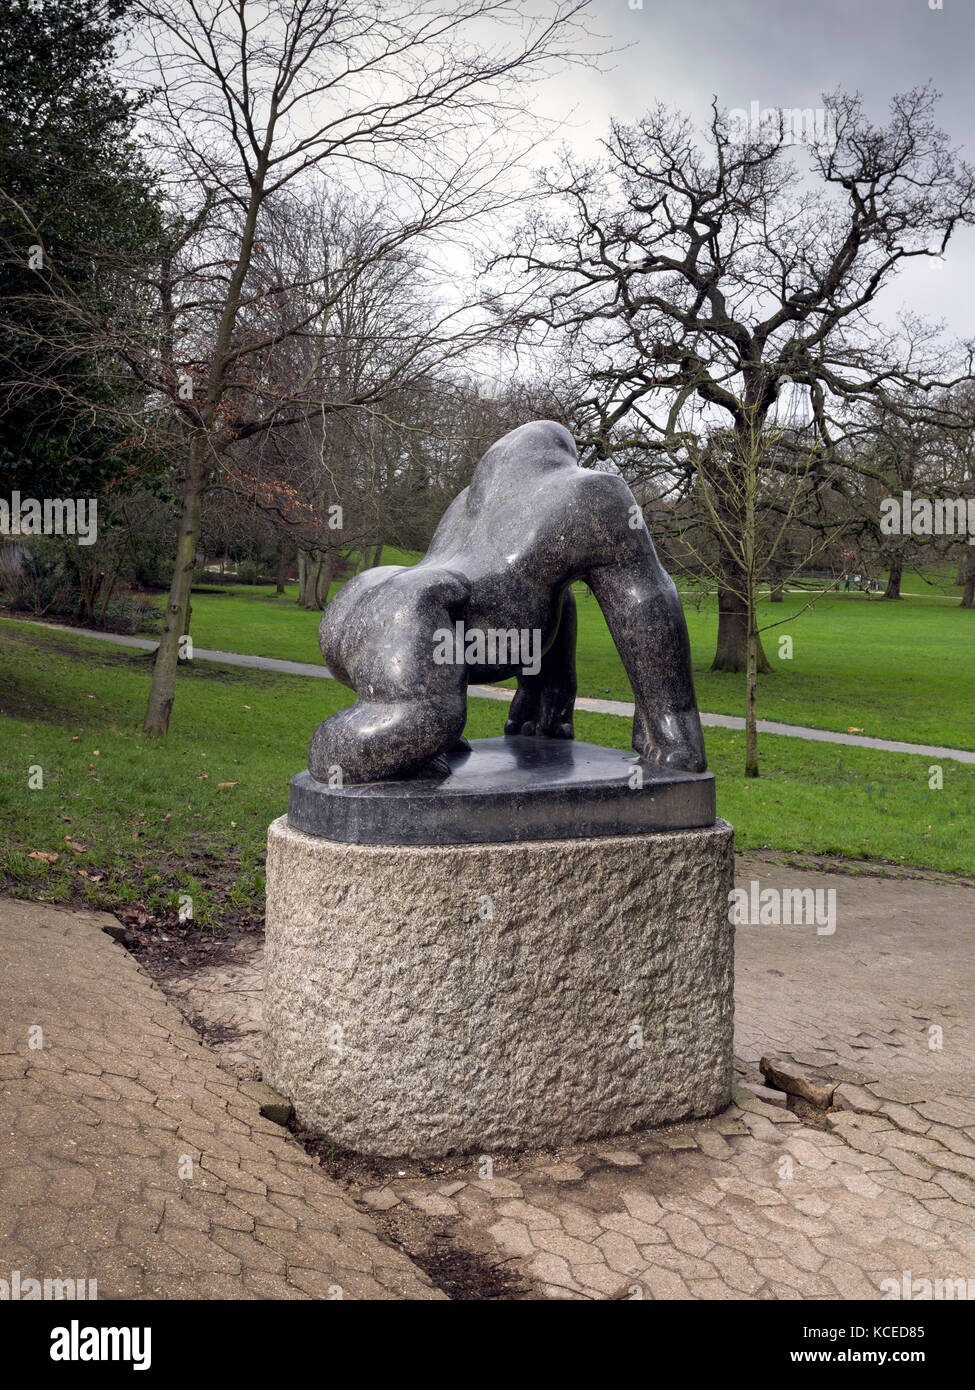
500 86 975 670
680 415 845 776
208 187 569 611
119 0 591 734
928 384 975 608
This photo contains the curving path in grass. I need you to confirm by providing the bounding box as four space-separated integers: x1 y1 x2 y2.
22 619 975 766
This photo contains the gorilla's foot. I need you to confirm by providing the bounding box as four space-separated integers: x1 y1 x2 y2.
309 693 466 785
410 751 453 779
503 677 574 740
634 706 707 774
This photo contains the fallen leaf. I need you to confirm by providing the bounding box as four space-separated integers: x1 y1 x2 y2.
28 851 58 863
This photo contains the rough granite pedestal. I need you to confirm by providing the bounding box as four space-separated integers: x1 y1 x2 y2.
263 757 735 1157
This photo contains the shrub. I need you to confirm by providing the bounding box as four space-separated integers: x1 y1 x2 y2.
1 541 79 617
100 595 162 633
133 552 173 590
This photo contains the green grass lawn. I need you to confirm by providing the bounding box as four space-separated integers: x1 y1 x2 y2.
1 619 973 929
185 566 975 751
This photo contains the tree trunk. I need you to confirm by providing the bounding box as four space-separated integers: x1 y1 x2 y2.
769 564 784 604
372 543 383 568
297 550 330 608
304 556 322 609
142 149 265 735
961 553 975 609
884 555 903 600
314 552 335 608
77 568 104 626
96 558 122 626
745 623 759 778
275 540 288 595
143 448 203 736
713 571 772 673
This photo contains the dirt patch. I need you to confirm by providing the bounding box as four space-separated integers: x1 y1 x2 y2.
183 1013 248 1050
287 1116 551 1188
739 847 975 890
121 905 263 979
371 1208 533 1300
786 1094 830 1129
284 1120 538 1299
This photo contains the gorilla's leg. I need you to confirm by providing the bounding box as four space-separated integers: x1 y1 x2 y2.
589 559 705 771
575 476 706 772
309 568 470 784
504 586 577 739
308 686 468 783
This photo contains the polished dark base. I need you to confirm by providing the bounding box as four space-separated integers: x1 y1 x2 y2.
288 736 716 846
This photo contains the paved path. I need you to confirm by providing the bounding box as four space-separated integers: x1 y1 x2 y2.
24 622 332 681
468 686 975 764
348 857 975 1299
734 855 975 1109
16 620 975 765
5 861 975 1301
0 898 442 1300
142 850 973 1295
148 854 975 1301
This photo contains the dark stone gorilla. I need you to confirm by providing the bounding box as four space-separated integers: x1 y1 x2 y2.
310 420 706 783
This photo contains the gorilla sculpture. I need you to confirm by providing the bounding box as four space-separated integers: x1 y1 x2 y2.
310 420 706 784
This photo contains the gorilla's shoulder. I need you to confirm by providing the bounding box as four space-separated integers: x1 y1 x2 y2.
475 420 579 485
498 419 577 456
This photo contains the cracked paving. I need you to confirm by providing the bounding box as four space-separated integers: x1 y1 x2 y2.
2 852 974 1299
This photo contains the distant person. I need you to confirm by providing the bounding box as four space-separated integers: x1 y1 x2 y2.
844 573 851 591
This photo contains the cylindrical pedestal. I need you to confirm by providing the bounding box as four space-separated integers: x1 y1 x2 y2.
263 815 735 1157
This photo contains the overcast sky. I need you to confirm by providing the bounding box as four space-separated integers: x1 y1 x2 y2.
529 0 975 341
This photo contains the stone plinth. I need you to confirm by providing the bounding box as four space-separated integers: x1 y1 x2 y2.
263 814 735 1158
289 735 715 846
